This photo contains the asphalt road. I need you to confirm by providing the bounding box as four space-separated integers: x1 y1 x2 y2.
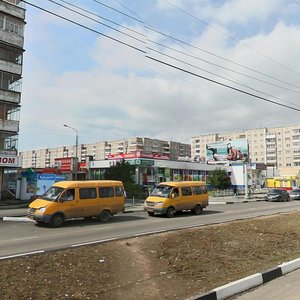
1 201 300 258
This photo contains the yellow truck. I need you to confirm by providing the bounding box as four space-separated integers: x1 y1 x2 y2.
27 180 125 227
144 181 208 217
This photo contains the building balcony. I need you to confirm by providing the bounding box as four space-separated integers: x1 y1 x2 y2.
0 30 24 48
0 119 18 133
1 1 25 16
0 59 22 75
0 89 21 104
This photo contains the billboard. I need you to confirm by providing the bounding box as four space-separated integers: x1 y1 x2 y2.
206 139 248 165
36 174 66 195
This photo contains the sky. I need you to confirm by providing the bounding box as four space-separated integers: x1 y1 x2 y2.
18 0 300 151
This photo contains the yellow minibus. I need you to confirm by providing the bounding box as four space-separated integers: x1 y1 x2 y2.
28 180 125 227
144 181 208 217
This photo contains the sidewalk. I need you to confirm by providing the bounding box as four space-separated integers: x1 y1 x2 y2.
209 194 266 204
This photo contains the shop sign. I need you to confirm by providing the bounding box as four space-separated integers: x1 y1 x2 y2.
0 155 19 167
108 152 170 160
127 159 154 166
55 158 72 172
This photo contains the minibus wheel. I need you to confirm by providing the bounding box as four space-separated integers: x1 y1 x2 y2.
192 204 203 215
98 210 111 222
50 213 65 227
166 207 175 218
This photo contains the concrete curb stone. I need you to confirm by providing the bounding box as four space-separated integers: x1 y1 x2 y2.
187 259 300 300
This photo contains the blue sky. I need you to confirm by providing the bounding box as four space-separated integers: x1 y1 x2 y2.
19 0 300 151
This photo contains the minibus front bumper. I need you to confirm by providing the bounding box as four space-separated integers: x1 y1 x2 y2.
144 207 167 215
27 208 52 223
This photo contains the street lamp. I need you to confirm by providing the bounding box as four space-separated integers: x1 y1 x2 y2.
63 124 78 180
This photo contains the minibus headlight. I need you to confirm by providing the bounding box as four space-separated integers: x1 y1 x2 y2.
155 202 163 207
38 207 46 213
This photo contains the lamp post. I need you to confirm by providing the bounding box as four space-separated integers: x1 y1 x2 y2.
63 124 78 180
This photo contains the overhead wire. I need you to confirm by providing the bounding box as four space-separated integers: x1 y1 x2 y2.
58 0 146 37
146 55 300 112
147 40 300 94
147 47 300 108
22 1 146 54
146 26 300 90
47 0 146 44
90 0 143 24
161 0 300 78
23 0 300 112
89 0 300 90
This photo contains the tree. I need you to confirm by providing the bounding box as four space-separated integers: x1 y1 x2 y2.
206 168 231 190
103 160 141 196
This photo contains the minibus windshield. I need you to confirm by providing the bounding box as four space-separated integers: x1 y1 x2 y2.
40 186 64 202
151 185 172 198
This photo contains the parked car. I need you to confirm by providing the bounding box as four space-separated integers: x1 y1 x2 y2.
289 188 300 200
266 189 290 202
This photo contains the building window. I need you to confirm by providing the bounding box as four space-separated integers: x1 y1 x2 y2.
0 14 24 36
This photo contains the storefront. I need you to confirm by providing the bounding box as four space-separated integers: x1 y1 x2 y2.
88 158 228 188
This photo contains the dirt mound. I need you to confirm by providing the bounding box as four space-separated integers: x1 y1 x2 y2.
1 212 300 299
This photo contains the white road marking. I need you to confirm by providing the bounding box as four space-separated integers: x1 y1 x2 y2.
0 250 44 260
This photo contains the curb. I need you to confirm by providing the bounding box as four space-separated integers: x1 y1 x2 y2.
2 216 34 222
187 258 300 300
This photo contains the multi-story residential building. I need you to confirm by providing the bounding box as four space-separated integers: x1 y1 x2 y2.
192 124 300 175
20 137 191 170
0 0 25 197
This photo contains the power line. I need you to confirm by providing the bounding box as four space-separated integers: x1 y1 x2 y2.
48 0 146 44
146 26 300 90
23 1 300 113
112 0 142 20
22 1 146 54
89 0 300 90
58 0 146 37
147 47 300 108
147 40 300 94
161 0 300 78
146 55 300 112
90 0 143 24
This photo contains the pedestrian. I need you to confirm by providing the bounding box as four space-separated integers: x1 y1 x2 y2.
233 186 237 197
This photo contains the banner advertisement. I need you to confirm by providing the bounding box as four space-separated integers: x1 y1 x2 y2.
206 139 248 165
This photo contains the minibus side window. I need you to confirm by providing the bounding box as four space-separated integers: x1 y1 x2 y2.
115 186 124 197
181 186 192 196
193 186 202 195
99 187 114 198
201 186 208 194
79 188 97 199
60 189 75 201
171 188 179 198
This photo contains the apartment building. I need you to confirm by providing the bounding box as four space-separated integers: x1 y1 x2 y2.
0 0 25 196
20 137 191 169
192 124 300 174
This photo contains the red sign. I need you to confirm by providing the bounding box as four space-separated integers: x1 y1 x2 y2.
107 152 170 160
55 158 72 172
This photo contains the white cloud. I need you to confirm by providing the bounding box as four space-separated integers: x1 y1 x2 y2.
18 0 300 151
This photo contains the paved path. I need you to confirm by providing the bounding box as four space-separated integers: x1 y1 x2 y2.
234 268 300 300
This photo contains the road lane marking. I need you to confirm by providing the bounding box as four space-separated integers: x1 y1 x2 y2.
0 250 45 260
11 236 40 241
